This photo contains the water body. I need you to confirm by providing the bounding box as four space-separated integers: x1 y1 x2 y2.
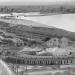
23 14 75 32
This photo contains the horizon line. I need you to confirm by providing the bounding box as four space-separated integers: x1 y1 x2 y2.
0 1 75 6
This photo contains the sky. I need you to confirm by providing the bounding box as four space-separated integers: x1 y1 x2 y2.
0 0 74 2
0 0 75 5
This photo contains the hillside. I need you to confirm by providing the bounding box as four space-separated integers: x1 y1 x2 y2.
0 21 75 41
0 20 75 57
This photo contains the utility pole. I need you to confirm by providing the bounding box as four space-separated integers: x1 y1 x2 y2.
26 57 27 75
16 55 18 75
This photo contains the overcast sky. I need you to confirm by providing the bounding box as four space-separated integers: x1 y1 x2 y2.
0 0 74 2
0 0 75 5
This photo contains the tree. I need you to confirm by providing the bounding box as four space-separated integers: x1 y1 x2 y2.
46 38 60 48
60 37 69 48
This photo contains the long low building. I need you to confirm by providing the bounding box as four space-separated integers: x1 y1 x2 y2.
2 55 75 66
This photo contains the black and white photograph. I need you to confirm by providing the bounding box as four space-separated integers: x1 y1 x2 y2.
0 0 75 75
